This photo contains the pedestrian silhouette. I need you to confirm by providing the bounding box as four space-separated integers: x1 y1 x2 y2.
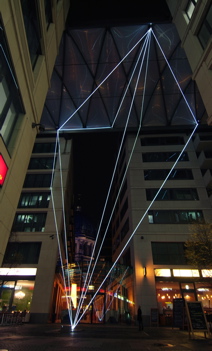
137 306 143 331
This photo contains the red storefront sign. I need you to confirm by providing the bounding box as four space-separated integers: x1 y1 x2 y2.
0 154 8 186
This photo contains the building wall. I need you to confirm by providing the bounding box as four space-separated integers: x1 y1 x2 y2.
112 131 212 325
166 0 212 124
0 0 70 265
1 135 73 322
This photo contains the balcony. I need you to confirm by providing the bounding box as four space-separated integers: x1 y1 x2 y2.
204 169 212 188
193 134 212 152
198 150 212 169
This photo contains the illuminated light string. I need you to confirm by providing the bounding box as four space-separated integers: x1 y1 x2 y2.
75 32 151 326
50 27 199 330
50 132 73 325
74 30 152 327
152 30 197 124
58 29 151 131
72 123 198 330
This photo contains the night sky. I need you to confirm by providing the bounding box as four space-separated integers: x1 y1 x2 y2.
73 131 120 227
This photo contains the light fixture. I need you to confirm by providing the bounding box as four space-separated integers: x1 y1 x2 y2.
143 267 146 276
32 122 45 131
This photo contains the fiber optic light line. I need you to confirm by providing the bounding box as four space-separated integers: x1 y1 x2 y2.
152 30 197 124
57 133 73 324
58 29 151 131
50 132 73 325
73 119 198 328
74 123 198 328
75 32 150 313
85 31 151 287
74 33 151 325
74 33 152 326
112 33 150 128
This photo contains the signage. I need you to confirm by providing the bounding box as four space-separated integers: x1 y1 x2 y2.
173 298 185 328
185 301 209 337
0 154 8 186
150 308 159 326
0 268 37 276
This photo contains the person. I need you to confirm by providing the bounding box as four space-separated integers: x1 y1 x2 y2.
137 305 143 331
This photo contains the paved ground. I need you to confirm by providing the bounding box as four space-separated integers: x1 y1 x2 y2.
0 323 212 351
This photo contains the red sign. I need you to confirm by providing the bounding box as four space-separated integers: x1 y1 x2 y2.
0 154 8 186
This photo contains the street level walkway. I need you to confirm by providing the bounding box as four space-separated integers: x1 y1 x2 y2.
0 323 212 351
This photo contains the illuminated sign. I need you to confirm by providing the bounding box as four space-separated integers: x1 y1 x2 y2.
0 268 37 276
0 154 8 186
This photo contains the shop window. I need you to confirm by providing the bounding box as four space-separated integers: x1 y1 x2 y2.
3 242 41 264
148 210 203 224
0 20 24 148
142 152 188 163
28 157 54 170
198 4 212 49
18 192 51 208
12 213 47 232
152 242 187 265
196 282 212 310
185 0 199 20
23 174 52 188
20 0 42 68
32 142 56 153
146 188 198 201
0 280 34 313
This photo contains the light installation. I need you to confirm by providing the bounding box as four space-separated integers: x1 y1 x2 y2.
50 27 198 330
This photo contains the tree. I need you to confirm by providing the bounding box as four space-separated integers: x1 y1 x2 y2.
185 222 212 269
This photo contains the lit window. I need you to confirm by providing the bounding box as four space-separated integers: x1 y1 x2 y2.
173 269 199 277
154 269 171 277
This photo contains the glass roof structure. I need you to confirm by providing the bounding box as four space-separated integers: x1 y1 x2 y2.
41 23 205 132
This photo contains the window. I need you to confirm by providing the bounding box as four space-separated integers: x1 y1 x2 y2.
142 152 188 162
32 142 56 153
20 0 42 68
0 20 24 147
144 169 193 180
28 157 54 169
141 136 184 146
23 174 52 188
198 4 212 49
44 0 53 29
146 188 199 201
121 218 129 240
12 213 47 232
148 210 203 224
185 0 199 20
18 192 51 208
120 198 128 220
152 242 187 265
4 242 41 264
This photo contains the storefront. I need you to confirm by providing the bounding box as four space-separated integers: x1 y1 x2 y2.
155 268 212 325
0 268 36 321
